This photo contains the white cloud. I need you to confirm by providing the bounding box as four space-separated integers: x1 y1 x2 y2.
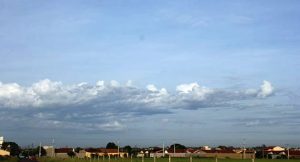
110 80 120 87
0 82 23 98
96 80 105 87
31 79 62 94
176 83 213 101
96 121 125 131
0 79 275 109
257 80 274 98
147 84 158 92
176 82 199 93
0 79 275 132
126 80 133 87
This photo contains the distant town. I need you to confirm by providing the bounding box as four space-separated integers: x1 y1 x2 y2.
1 136 300 160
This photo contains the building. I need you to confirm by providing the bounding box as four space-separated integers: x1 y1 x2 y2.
192 149 255 159
0 149 10 156
84 148 128 158
263 146 286 159
0 137 3 147
289 150 300 159
0 136 10 156
43 146 55 157
54 148 74 158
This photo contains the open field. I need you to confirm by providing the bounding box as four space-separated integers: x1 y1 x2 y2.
1 157 300 162
34 157 300 162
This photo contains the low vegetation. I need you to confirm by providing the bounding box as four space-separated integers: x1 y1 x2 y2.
35 157 300 162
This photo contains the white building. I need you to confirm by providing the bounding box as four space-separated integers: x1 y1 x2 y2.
0 136 10 156
0 136 4 148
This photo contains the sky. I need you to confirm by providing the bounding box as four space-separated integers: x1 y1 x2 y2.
0 0 300 148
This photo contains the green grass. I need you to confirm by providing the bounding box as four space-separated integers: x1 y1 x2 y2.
0 157 18 162
37 157 300 162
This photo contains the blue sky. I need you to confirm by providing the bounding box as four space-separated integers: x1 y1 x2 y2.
0 0 300 148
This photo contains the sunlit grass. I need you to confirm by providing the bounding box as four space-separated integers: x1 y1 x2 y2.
36 157 300 162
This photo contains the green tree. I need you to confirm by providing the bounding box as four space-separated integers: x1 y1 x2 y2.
169 143 186 150
67 151 76 157
123 145 132 156
106 142 118 149
1 142 21 156
75 147 83 153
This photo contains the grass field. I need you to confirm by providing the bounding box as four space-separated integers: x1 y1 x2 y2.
34 157 300 162
1 157 300 162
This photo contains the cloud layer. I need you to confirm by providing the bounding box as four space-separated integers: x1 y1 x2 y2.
0 79 274 132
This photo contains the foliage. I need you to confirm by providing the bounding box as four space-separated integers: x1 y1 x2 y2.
75 147 83 153
67 151 76 157
21 146 46 157
169 143 186 150
106 142 118 149
123 145 132 156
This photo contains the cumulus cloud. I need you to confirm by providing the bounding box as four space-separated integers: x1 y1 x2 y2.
0 79 275 132
257 80 274 98
147 84 158 92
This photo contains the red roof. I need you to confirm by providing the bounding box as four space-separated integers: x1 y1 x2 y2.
55 148 73 153
290 150 300 155
167 148 187 153
186 148 196 153
85 148 101 153
202 149 236 154
103 149 118 153
85 148 119 153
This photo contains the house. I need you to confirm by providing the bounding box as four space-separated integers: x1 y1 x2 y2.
289 150 300 159
201 146 211 150
0 149 10 156
263 146 286 159
84 148 128 158
264 146 285 152
192 149 255 159
55 148 74 158
151 149 168 158
167 148 188 157
152 148 195 158
0 136 3 148
43 146 54 157
0 136 10 156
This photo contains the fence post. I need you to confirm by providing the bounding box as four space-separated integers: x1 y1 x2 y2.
190 156 192 162
142 155 144 162
169 155 171 162
154 155 156 162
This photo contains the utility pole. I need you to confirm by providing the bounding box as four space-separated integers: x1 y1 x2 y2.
262 145 265 159
242 138 246 159
117 140 120 158
287 144 290 160
52 138 55 157
39 142 42 157
173 143 175 157
163 142 165 157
